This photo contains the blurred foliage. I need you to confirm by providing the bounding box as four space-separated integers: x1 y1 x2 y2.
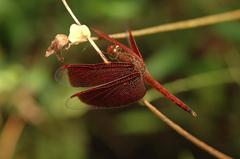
0 0 240 159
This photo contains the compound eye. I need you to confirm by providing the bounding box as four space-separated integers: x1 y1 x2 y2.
113 45 122 53
107 45 120 60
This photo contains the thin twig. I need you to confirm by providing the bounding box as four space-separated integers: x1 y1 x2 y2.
105 9 240 39
62 0 81 25
61 0 109 63
86 9 240 41
87 36 110 63
143 99 233 159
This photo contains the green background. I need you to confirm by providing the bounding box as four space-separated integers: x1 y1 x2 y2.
0 0 240 158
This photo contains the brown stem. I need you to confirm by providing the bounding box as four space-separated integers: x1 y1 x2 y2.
84 9 240 41
62 0 81 25
142 99 233 159
107 9 240 39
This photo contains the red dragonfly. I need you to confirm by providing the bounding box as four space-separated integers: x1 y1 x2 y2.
60 29 197 117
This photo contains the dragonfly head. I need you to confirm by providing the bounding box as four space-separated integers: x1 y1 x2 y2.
107 45 123 60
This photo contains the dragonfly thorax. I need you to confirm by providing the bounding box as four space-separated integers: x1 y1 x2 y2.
107 45 146 75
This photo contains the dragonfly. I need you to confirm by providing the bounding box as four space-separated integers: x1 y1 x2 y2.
59 29 197 117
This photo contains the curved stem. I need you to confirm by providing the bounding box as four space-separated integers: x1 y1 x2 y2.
62 0 81 25
142 99 233 159
61 0 109 63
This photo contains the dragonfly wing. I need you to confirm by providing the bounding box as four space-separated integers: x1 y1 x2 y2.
60 62 135 87
71 72 146 108
128 29 143 59
92 29 138 56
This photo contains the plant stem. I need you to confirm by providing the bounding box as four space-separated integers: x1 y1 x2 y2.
86 9 240 41
62 0 81 25
87 37 110 64
108 9 240 39
143 99 233 159
61 0 109 64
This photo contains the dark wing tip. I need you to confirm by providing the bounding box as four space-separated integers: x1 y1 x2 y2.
189 109 198 118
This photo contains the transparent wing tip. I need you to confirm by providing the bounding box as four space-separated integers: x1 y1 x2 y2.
55 66 71 87
65 95 89 111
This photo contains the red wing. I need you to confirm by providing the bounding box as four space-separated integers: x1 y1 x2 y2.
128 29 143 59
71 72 146 108
60 62 134 87
92 28 138 56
